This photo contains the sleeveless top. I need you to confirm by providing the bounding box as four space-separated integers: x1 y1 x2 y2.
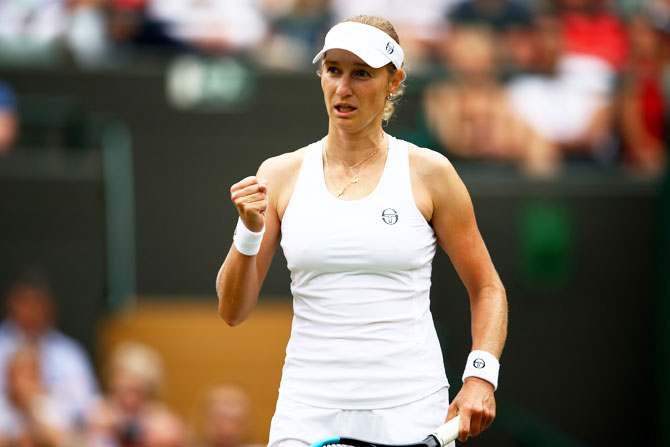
278 135 449 409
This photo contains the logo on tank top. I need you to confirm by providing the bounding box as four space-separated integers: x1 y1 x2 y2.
381 208 398 225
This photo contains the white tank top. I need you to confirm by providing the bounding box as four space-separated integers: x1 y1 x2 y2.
279 135 449 409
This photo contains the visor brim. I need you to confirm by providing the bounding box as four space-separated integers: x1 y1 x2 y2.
312 43 391 69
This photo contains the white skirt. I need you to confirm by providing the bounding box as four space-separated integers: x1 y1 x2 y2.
268 387 452 447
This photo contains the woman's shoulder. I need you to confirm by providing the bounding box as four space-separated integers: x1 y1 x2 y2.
257 145 313 210
405 141 454 178
257 146 308 180
399 141 457 222
406 141 472 217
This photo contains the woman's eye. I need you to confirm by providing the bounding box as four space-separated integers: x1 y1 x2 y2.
327 66 340 74
356 70 371 77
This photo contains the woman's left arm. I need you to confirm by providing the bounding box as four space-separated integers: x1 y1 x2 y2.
413 148 508 443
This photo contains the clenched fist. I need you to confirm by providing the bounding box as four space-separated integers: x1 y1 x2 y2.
230 176 268 232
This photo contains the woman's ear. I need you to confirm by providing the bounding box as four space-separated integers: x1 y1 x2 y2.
389 68 404 94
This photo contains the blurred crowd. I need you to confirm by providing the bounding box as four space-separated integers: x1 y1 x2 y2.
423 0 669 176
0 268 257 447
0 0 668 176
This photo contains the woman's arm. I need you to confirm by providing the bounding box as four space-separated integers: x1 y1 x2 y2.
430 159 507 358
215 162 279 326
215 151 302 326
411 147 507 442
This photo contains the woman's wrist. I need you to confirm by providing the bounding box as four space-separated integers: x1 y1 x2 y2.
233 217 265 256
462 350 500 391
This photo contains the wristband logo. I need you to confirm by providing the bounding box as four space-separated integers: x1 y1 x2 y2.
473 358 485 369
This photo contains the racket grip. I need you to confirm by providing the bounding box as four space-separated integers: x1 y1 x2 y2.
431 415 460 446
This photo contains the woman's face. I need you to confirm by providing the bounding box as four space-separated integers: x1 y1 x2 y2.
321 49 402 134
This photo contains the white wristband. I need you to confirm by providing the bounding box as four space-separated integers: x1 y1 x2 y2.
233 217 265 256
462 350 500 390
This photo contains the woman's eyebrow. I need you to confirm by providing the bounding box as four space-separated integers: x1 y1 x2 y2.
323 59 370 68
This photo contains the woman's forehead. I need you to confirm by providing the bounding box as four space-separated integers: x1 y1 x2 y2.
323 49 370 68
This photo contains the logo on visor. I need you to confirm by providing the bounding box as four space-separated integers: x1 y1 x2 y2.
385 42 395 55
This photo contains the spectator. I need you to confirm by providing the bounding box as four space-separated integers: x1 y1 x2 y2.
423 26 532 166
618 10 668 175
86 340 167 447
145 0 269 55
446 0 535 74
0 0 111 67
66 0 111 67
0 81 18 155
253 0 331 71
138 406 187 447
504 1 628 173
0 0 69 63
0 343 71 447
194 384 253 447
648 0 670 34
0 269 99 430
448 0 532 30
557 0 628 69
105 0 152 48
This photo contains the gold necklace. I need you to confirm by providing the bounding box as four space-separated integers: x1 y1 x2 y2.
324 133 386 197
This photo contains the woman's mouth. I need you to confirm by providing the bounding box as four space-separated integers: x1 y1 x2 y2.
335 104 357 114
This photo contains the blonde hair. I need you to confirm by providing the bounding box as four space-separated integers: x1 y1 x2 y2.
192 383 253 446
106 340 165 397
319 15 406 124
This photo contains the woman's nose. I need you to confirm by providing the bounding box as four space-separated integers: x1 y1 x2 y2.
336 76 352 97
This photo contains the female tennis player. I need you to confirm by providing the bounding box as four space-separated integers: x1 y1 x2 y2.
216 15 507 447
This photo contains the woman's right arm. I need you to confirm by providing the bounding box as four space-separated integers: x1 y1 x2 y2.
216 149 304 326
215 161 282 326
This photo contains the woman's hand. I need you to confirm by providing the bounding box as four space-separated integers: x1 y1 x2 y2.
230 176 268 232
446 378 496 442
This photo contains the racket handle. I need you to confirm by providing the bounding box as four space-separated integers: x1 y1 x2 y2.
431 415 460 446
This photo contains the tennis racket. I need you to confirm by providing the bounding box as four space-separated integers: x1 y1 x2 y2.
308 415 460 447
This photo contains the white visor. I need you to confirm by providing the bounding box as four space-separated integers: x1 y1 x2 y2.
312 22 404 69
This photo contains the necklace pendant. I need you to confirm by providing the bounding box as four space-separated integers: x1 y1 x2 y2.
336 188 345 197
352 176 359 183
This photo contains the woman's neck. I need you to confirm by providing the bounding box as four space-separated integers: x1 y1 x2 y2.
326 125 387 166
